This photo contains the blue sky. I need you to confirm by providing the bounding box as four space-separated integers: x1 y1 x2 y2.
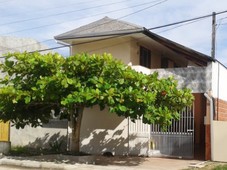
1 0 227 66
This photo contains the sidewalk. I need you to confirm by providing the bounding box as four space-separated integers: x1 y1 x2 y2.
0 155 205 170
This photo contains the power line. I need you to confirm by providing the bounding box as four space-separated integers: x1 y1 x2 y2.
0 34 131 58
47 9 227 53
1 0 163 35
0 0 166 54
1 0 104 18
2 9 227 58
156 17 208 34
148 10 227 31
62 0 167 39
0 0 137 27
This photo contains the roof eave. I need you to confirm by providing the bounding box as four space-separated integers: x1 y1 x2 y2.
142 28 215 66
54 29 144 41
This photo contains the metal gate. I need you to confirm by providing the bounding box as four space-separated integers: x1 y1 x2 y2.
149 106 194 158
129 106 194 158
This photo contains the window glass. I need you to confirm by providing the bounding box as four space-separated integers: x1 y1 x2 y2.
140 46 151 68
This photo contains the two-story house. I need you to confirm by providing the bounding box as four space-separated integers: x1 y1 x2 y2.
55 17 227 162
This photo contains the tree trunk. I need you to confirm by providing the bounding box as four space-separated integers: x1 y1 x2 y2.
68 106 84 153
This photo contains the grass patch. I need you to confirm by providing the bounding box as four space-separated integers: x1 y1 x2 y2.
7 146 90 157
7 146 60 156
184 162 227 170
213 164 227 170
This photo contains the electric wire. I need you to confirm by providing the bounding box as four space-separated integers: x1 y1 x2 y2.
156 17 208 34
1 0 164 35
0 0 105 18
1 9 227 59
147 10 227 31
0 0 141 27
0 0 166 54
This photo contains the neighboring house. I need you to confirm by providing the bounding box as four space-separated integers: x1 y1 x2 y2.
0 36 67 154
0 36 51 55
55 17 227 162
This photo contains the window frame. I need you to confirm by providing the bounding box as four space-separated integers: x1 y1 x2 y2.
140 46 151 68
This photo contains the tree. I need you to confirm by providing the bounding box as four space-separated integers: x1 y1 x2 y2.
0 52 193 152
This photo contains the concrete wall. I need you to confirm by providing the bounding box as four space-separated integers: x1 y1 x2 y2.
0 142 10 154
80 106 129 155
10 120 68 150
132 65 211 93
80 106 150 156
213 121 227 162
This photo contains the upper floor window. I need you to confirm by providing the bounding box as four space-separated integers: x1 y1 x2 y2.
161 57 169 68
140 46 151 68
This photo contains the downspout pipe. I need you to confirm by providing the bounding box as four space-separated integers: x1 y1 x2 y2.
204 92 214 161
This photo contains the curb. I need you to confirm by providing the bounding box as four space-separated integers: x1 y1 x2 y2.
0 157 76 169
0 157 135 170
0 157 127 170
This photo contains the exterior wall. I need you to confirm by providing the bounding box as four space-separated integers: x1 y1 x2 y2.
208 62 227 162
213 121 227 162
72 38 132 65
80 106 129 155
128 119 150 156
10 120 68 150
0 142 10 154
212 62 227 101
214 98 227 121
72 38 164 68
211 62 227 121
132 65 211 93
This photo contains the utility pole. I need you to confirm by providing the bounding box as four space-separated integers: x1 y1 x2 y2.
211 12 216 58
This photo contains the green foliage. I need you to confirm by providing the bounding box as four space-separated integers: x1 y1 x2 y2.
213 165 227 170
0 52 193 129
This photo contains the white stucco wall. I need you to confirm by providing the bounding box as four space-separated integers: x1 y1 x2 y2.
213 121 227 162
80 106 129 155
80 106 150 156
10 120 68 150
212 62 227 101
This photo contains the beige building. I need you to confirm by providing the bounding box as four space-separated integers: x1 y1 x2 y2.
55 17 227 162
